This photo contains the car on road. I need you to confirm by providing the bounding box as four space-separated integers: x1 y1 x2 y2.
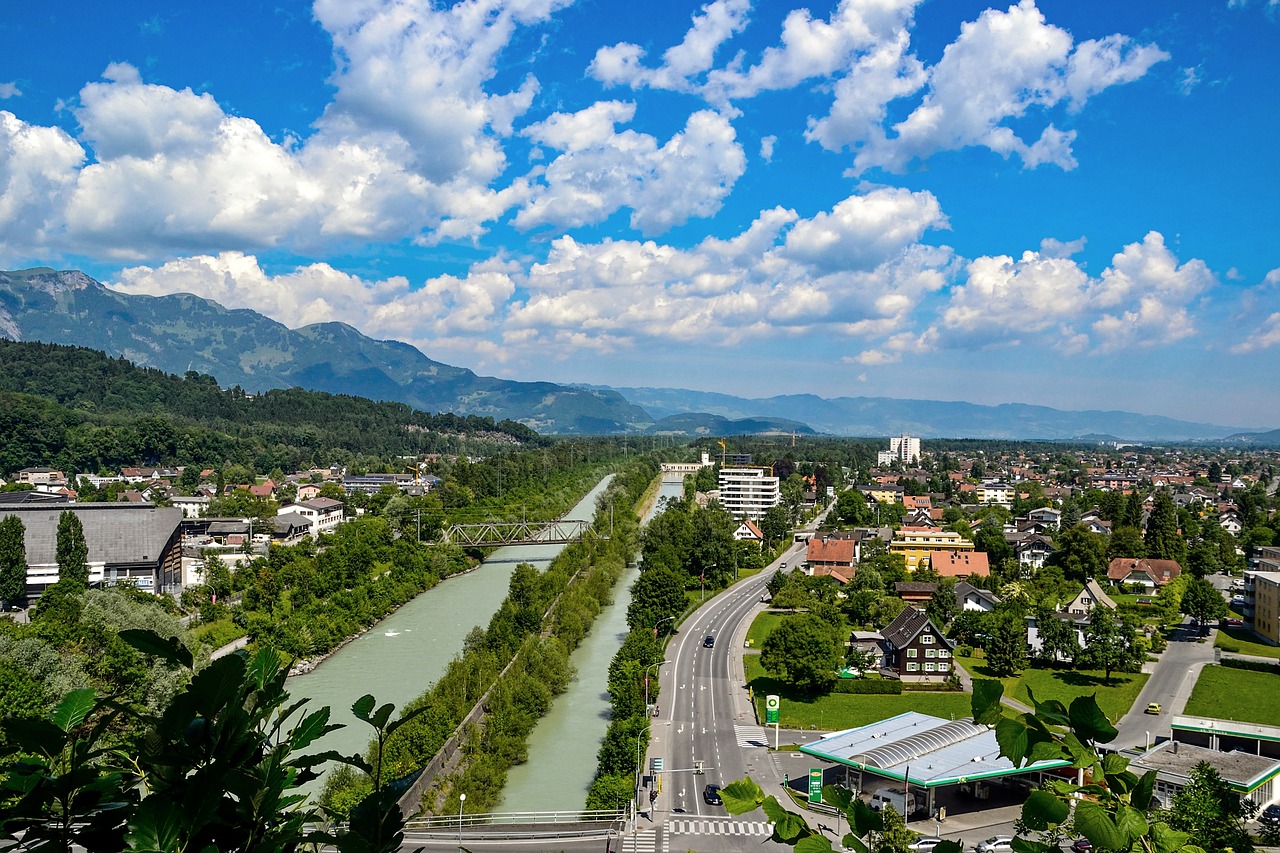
975 836 1013 853
703 784 722 805
1145 702 1162 714
1224 618 1245 628
1070 838 1094 852
703 635 715 648
908 837 944 852
1259 803 1280 825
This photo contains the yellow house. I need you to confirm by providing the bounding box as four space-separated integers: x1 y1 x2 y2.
1244 570 1280 645
890 526 975 572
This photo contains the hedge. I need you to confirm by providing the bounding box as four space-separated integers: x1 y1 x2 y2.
831 678 902 695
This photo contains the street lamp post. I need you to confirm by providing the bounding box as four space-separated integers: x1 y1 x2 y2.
643 660 669 714
653 615 675 638
457 793 466 846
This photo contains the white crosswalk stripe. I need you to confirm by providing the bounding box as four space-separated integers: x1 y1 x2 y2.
734 724 770 747
621 827 661 852
667 819 773 836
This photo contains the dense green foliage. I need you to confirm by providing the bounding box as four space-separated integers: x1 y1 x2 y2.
54 510 89 590
0 517 24 608
0 630 421 853
0 339 544 476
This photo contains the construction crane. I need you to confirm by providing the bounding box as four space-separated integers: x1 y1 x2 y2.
718 439 727 466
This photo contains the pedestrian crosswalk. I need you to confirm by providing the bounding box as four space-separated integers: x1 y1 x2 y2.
621 827 668 853
734 724 769 747
666 819 774 836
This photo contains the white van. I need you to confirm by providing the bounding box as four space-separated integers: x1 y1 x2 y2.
869 786 924 816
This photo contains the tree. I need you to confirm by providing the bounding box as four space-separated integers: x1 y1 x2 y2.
1106 525 1146 561
1048 526 1107 582
1165 762 1256 853
759 613 841 695
0 515 26 608
973 524 1013 568
984 611 1028 677
836 489 871 526
1145 491 1187 563
1078 609 1140 684
1034 607 1080 665
926 579 958 629
55 511 90 589
1180 577 1227 626
760 504 791 547
626 566 687 634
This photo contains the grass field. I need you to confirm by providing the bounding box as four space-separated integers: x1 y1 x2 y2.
745 611 790 649
1215 627 1280 659
955 655 1148 722
746 657 972 730
1185 665 1280 726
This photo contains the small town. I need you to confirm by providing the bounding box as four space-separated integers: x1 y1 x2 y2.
4 409 1280 853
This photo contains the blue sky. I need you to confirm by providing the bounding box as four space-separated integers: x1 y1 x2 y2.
1 0 1277 427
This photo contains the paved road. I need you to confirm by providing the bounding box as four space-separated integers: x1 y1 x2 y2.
1112 615 1217 750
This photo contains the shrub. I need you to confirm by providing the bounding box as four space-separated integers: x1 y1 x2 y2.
831 678 902 695
956 643 974 657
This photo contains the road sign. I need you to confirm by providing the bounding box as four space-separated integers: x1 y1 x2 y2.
651 757 664 773
808 768 823 804
766 694 780 725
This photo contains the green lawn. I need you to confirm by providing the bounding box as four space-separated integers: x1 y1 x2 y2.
1185 666 1280 726
955 655 1148 722
745 657 972 731
1215 627 1280 659
745 611 790 649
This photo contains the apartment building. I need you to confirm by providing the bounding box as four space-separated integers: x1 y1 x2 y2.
889 526 975 572
717 467 780 521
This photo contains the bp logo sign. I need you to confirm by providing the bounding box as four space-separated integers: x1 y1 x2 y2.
765 694 780 725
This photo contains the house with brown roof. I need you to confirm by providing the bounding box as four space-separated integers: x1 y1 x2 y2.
806 535 857 575
734 519 764 544
1108 557 1182 589
930 550 990 578
1066 578 1117 615
880 608 955 682
248 480 277 499
894 581 937 605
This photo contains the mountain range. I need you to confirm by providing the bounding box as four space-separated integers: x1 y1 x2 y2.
0 267 1266 441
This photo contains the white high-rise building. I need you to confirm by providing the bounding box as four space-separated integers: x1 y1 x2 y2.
717 467 780 520
878 434 921 466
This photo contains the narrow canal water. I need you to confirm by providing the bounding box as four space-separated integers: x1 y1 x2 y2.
292 476 615 795
498 477 685 811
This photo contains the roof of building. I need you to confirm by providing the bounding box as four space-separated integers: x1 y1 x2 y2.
931 551 990 577
1107 557 1182 585
0 490 71 506
1171 714 1280 744
954 581 1000 607
807 536 857 565
1076 578 1117 610
800 712 1070 787
895 581 938 596
1131 740 1280 794
882 607 952 650
301 497 344 511
0 503 181 567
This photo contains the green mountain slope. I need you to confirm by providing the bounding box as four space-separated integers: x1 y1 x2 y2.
0 268 651 434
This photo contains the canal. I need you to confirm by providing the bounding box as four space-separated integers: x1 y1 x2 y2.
291 475 616 795
498 476 685 811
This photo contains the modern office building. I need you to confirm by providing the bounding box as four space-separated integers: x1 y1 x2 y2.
717 467 780 521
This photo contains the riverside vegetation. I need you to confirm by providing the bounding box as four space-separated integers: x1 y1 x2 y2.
320 457 659 817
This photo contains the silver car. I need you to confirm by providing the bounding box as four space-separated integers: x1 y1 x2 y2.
975 837 1014 853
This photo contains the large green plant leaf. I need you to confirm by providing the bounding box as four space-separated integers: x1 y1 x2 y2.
1074 801 1127 850
1116 805 1149 845
1068 695 1117 744
290 707 340 751
972 679 1004 726
119 629 193 669
1021 789 1070 830
1132 769 1157 811
721 777 765 816
761 796 812 843
126 796 185 853
49 688 97 733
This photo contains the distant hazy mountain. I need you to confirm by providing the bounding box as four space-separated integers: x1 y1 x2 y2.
649 412 818 436
2 266 1262 441
0 267 651 434
1221 428 1280 447
603 386 1256 442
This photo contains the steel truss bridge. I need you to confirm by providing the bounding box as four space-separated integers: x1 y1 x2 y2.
438 518 593 547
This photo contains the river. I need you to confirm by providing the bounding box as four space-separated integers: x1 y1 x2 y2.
291 476 616 795
497 476 685 811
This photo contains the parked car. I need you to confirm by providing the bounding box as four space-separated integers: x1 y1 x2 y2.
1071 838 1094 853
1224 618 1244 628
703 635 715 648
975 836 1014 853
703 784 722 805
908 837 944 852
1259 803 1280 825
1145 702 1162 715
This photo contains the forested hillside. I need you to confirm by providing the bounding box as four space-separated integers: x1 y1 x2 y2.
0 340 543 476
